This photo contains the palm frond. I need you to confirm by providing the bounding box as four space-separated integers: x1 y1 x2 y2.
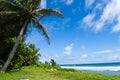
31 17 50 44
37 8 63 18
0 11 17 15
27 0 41 10
32 0 41 10
0 0 22 11
14 0 23 8
32 11 43 17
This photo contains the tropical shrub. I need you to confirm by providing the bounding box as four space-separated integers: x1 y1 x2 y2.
0 37 40 70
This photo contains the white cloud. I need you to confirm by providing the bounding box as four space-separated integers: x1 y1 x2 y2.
66 0 74 5
61 47 120 64
85 0 95 8
61 47 120 63
95 3 103 10
95 0 120 31
93 48 120 54
94 21 104 31
64 43 74 56
81 54 88 59
112 16 120 32
82 13 95 28
81 0 120 32
40 0 46 8
94 50 113 54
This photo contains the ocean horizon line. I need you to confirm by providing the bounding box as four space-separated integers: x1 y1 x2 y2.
60 62 120 67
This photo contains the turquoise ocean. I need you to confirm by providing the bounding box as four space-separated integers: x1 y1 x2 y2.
61 62 120 75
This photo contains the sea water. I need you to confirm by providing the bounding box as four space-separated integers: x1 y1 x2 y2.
61 62 120 75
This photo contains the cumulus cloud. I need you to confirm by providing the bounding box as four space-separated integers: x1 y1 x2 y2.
64 43 74 56
40 0 46 8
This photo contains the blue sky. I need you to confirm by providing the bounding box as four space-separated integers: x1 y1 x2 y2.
26 0 120 64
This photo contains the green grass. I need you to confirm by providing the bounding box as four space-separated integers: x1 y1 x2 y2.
0 66 120 80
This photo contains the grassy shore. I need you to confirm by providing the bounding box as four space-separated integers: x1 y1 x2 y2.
0 66 120 80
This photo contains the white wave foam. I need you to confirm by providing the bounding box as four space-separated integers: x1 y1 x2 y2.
61 66 120 71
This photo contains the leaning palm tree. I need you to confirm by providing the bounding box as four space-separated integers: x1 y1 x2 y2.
0 0 63 72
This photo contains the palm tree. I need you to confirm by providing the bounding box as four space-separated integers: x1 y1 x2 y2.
0 0 63 72
50 59 56 67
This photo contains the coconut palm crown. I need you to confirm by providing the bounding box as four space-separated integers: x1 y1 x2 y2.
0 0 63 72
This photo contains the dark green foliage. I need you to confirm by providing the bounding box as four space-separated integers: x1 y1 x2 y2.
56 67 79 72
36 61 52 69
0 37 40 70
36 60 60 70
45 61 50 65
0 22 21 47
50 59 56 67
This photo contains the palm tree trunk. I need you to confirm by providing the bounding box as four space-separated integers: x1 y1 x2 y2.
0 20 29 72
